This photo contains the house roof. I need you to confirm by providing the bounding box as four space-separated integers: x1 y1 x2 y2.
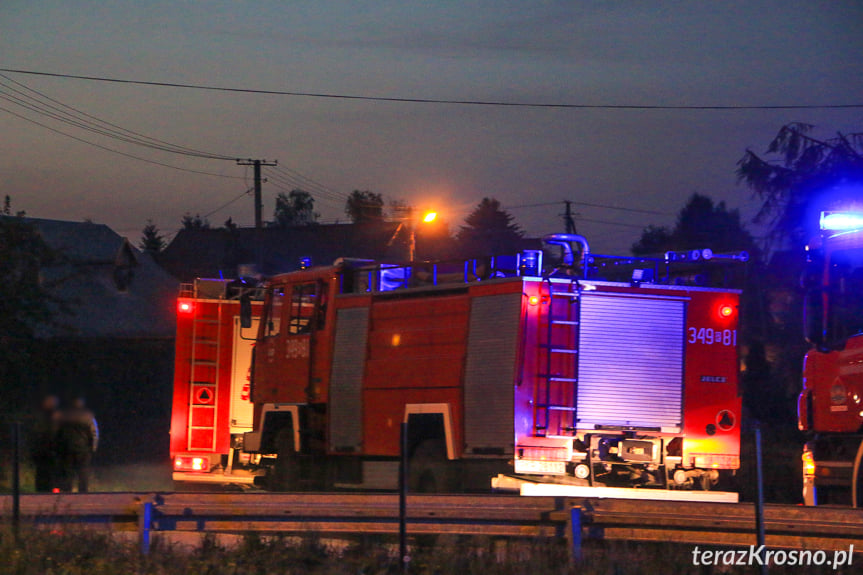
21 217 178 339
158 222 403 282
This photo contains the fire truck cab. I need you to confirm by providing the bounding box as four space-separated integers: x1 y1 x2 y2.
799 211 863 505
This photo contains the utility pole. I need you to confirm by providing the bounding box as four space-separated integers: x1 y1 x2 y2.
563 200 577 234
237 158 277 273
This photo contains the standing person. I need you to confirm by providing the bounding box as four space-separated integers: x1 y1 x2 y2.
31 395 60 492
56 397 99 493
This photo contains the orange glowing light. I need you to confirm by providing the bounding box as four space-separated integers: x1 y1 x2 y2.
178 301 193 313
718 304 734 318
528 295 540 306
802 451 816 477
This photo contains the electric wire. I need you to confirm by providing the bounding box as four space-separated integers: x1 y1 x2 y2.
0 104 244 179
202 187 255 220
574 216 646 229
0 74 237 160
506 199 671 216
2 67 861 110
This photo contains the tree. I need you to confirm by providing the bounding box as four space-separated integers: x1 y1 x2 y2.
139 219 166 253
632 193 757 256
273 190 318 227
630 225 673 255
737 122 863 251
0 215 57 411
3 195 25 217
456 197 524 257
0 215 59 340
181 213 210 230
345 190 384 223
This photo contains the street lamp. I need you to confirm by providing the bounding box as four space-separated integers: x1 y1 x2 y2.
388 209 438 261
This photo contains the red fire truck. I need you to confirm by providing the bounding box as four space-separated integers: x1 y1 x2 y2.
169 279 265 486
230 234 744 493
798 211 863 505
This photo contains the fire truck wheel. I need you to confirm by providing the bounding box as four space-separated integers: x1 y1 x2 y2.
698 469 720 491
409 439 453 493
269 427 298 491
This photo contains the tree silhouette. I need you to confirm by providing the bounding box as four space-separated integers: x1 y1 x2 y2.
139 219 166 253
3 195 25 217
632 193 757 256
273 190 318 227
737 122 863 251
456 197 523 257
181 213 210 230
345 190 384 223
0 215 58 339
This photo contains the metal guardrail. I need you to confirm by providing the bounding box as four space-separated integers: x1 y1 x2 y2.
2 493 863 555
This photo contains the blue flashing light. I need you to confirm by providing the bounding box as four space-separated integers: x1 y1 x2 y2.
820 211 863 232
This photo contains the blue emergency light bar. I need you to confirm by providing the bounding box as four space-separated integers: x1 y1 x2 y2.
820 211 863 232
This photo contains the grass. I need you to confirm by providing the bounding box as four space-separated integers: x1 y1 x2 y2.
0 524 858 575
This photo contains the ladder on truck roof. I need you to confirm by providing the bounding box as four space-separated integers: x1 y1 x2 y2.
187 302 221 452
535 279 581 436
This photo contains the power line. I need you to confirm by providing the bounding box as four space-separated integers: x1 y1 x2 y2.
2 67 862 111
0 74 236 160
575 216 645 229
0 104 245 179
202 187 255 219
507 199 671 216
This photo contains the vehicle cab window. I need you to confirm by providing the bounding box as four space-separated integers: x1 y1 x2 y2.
827 248 863 345
264 286 284 337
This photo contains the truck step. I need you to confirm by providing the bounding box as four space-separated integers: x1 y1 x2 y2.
549 319 579 326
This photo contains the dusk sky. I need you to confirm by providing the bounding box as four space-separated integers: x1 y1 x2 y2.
2 1 861 253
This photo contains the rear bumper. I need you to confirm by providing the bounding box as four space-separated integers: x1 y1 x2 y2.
172 471 260 485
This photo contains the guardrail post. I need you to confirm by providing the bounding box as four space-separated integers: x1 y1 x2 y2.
570 507 582 563
754 425 767 575
139 501 152 555
399 422 409 573
12 420 21 542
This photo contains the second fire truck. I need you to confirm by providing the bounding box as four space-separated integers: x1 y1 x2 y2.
799 211 863 505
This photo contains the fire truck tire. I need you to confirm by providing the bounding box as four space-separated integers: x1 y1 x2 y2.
409 439 455 493
269 427 298 491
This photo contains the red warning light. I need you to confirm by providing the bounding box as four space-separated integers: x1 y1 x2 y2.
528 295 540 306
178 301 193 314
718 304 734 319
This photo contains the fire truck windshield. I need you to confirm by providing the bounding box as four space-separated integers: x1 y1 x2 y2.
826 247 863 345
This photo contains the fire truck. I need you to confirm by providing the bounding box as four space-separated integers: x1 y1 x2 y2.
170 279 265 486
798 211 863 506
228 234 745 493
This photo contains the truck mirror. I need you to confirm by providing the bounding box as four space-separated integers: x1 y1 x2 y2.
240 293 252 329
804 289 824 346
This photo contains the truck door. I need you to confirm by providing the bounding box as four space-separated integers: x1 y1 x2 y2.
254 281 326 404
